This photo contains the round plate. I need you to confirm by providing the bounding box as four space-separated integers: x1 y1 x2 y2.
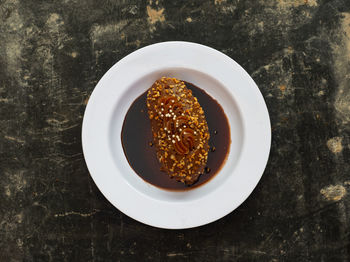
82 42 271 229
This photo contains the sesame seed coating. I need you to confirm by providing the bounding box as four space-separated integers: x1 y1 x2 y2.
147 77 210 185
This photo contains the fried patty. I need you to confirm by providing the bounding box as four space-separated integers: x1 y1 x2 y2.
147 77 210 185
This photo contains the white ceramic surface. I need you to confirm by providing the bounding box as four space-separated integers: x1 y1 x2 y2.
82 41 271 229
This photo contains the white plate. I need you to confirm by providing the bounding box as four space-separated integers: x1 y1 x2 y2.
82 42 271 229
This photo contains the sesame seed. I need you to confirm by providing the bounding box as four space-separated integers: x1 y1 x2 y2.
172 140 175 143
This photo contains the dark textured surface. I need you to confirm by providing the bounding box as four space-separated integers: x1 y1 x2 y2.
1 0 350 261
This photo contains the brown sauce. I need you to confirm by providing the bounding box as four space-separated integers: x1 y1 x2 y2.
121 81 231 190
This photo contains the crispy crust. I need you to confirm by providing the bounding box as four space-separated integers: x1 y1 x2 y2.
147 77 210 185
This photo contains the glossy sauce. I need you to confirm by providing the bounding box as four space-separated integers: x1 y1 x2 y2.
121 81 231 190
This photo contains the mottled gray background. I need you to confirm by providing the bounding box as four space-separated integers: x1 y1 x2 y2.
1 0 350 261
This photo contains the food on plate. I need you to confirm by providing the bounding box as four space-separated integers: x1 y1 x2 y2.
147 77 210 185
121 77 231 190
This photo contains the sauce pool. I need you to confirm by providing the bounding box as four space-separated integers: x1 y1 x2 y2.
121 81 231 190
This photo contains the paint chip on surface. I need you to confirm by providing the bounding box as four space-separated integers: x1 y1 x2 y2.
320 185 346 201
147 6 165 24
279 85 286 92
215 0 227 4
277 0 318 8
327 137 343 154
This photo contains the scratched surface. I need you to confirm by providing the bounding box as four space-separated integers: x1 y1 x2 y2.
1 0 350 261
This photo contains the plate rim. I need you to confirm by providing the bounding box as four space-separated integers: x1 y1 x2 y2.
82 41 271 229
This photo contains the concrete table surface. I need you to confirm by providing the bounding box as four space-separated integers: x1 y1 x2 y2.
1 0 350 261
